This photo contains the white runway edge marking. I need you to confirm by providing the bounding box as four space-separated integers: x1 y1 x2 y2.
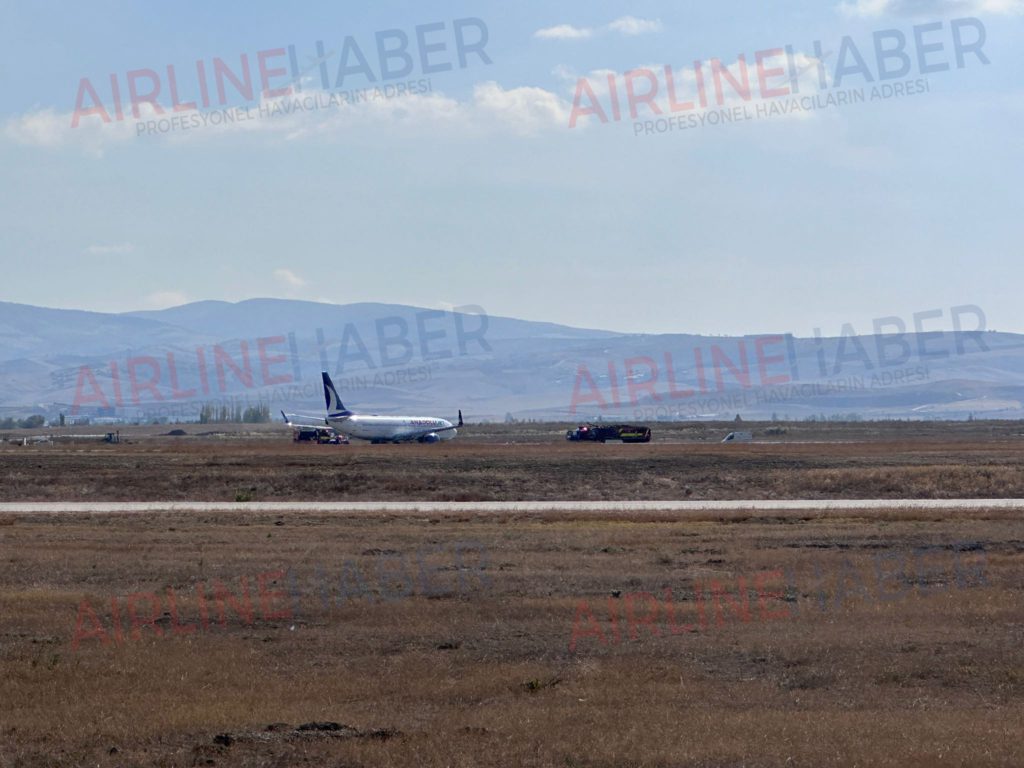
2 500 1024 514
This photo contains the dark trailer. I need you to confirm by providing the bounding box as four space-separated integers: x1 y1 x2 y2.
566 424 651 443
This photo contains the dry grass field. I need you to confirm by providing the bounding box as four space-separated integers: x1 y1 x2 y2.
0 506 1021 767
1 422 1022 765
2 420 1024 501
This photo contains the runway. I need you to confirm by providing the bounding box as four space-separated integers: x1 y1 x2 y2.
2 499 1024 514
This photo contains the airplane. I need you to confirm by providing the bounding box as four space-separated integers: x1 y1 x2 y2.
285 372 462 444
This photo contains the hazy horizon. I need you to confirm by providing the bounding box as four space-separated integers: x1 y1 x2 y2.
1 295 1004 339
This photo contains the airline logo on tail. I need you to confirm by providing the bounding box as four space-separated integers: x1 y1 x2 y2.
322 372 353 419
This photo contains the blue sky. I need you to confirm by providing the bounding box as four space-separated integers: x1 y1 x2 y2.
1 0 1021 336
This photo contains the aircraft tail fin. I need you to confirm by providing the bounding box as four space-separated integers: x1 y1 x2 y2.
457 409 463 428
322 372 353 418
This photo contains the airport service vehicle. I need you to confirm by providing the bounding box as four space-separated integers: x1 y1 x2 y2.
281 413 350 444
284 372 462 444
566 424 651 443
298 427 349 444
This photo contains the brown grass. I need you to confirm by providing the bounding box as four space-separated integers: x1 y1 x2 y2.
1 507 1021 766
3 420 1024 501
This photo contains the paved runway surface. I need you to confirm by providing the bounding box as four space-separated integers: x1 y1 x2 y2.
2 500 1024 514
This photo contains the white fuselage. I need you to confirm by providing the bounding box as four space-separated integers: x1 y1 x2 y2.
327 414 456 442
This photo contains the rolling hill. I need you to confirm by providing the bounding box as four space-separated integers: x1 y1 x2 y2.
1 299 1022 422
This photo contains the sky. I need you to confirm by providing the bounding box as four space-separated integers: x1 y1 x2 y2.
0 0 1021 337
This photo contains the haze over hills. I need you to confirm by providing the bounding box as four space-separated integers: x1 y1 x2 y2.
124 299 621 344
1 298 1023 423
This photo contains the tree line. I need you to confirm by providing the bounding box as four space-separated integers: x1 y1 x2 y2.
0 415 46 430
198 402 271 424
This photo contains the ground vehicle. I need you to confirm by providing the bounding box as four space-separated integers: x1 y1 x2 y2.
293 426 349 444
282 410 349 444
566 424 651 443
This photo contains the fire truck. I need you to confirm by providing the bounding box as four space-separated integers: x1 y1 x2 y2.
565 424 651 443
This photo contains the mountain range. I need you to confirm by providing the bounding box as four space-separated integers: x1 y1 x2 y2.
2 298 1022 422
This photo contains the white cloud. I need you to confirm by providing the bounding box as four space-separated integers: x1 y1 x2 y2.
4 105 148 157
563 52 831 129
471 82 572 135
839 0 896 15
143 291 189 310
534 16 662 41
839 0 1023 17
534 24 594 40
273 268 306 289
607 16 664 36
4 82 574 152
5 108 72 148
226 82 571 139
84 242 134 255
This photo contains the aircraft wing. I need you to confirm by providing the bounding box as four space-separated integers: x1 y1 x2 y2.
281 410 328 428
